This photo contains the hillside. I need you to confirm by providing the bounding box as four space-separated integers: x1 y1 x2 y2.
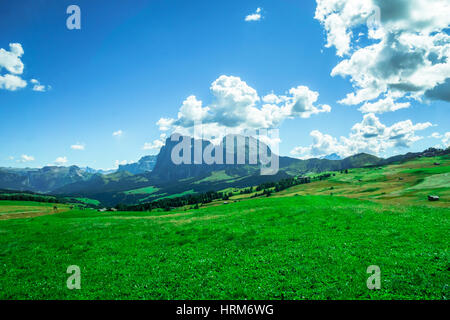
1 135 448 206
0 153 448 299
55 136 386 205
276 154 450 207
0 196 447 299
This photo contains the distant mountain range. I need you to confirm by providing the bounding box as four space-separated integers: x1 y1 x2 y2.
78 155 158 176
81 167 116 175
0 166 92 193
117 155 157 174
0 135 448 206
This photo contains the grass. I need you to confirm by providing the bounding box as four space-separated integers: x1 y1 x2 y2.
275 155 450 207
408 172 450 190
194 170 240 184
156 189 196 200
0 155 448 300
0 196 448 300
124 186 159 195
0 201 70 220
72 197 101 206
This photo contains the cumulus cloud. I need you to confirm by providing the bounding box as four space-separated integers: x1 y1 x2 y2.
112 130 123 137
430 131 450 147
0 43 49 92
70 143 85 150
430 132 443 139
359 95 410 114
19 154 34 162
0 43 24 74
143 134 167 151
315 0 450 113
54 156 68 165
245 8 262 22
0 43 27 91
291 113 433 159
30 79 50 92
443 132 450 147
114 160 129 169
156 75 330 142
0 74 27 91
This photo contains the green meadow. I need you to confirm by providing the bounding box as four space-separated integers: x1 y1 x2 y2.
0 156 448 300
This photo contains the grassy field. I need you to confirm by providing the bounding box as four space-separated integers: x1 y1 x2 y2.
0 155 448 300
0 196 448 299
72 197 101 206
0 201 70 220
273 155 450 207
124 186 159 195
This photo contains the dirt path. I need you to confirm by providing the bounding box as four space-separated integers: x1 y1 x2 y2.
0 208 68 221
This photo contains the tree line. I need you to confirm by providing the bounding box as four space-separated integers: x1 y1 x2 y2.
118 175 322 212
0 193 65 203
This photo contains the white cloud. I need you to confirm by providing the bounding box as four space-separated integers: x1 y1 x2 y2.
315 0 450 112
291 113 433 159
443 132 450 147
245 7 262 22
8 156 14 160
19 154 35 162
70 143 85 150
359 95 410 114
0 74 27 91
143 134 167 151
0 43 27 91
0 43 24 74
114 160 129 168
156 75 330 141
157 118 175 131
432 131 450 147
430 132 442 139
112 130 123 137
54 156 68 165
176 96 209 127
30 79 50 92
0 43 49 92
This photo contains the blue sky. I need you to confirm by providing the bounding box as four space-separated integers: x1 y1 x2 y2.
1 0 449 169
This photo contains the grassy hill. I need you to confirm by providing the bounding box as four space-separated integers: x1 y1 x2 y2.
0 196 447 299
0 154 448 299
275 154 450 207
0 201 71 220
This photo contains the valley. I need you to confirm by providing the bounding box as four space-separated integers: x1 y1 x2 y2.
0 151 448 299
2 136 448 208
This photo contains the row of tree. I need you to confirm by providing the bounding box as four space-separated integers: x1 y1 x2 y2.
118 191 225 212
119 175 323 212
0 193 65 203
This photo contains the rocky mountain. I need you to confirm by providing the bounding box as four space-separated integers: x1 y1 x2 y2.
50 137 384 206
81 167 116 175
1 135 447 205
117 155 157 174
53 170 151 195
150 135 278 183
150 135 382 184
0 166 93 193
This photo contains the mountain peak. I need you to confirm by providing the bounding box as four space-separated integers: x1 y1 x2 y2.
321 153 342 160
117 155 157 175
